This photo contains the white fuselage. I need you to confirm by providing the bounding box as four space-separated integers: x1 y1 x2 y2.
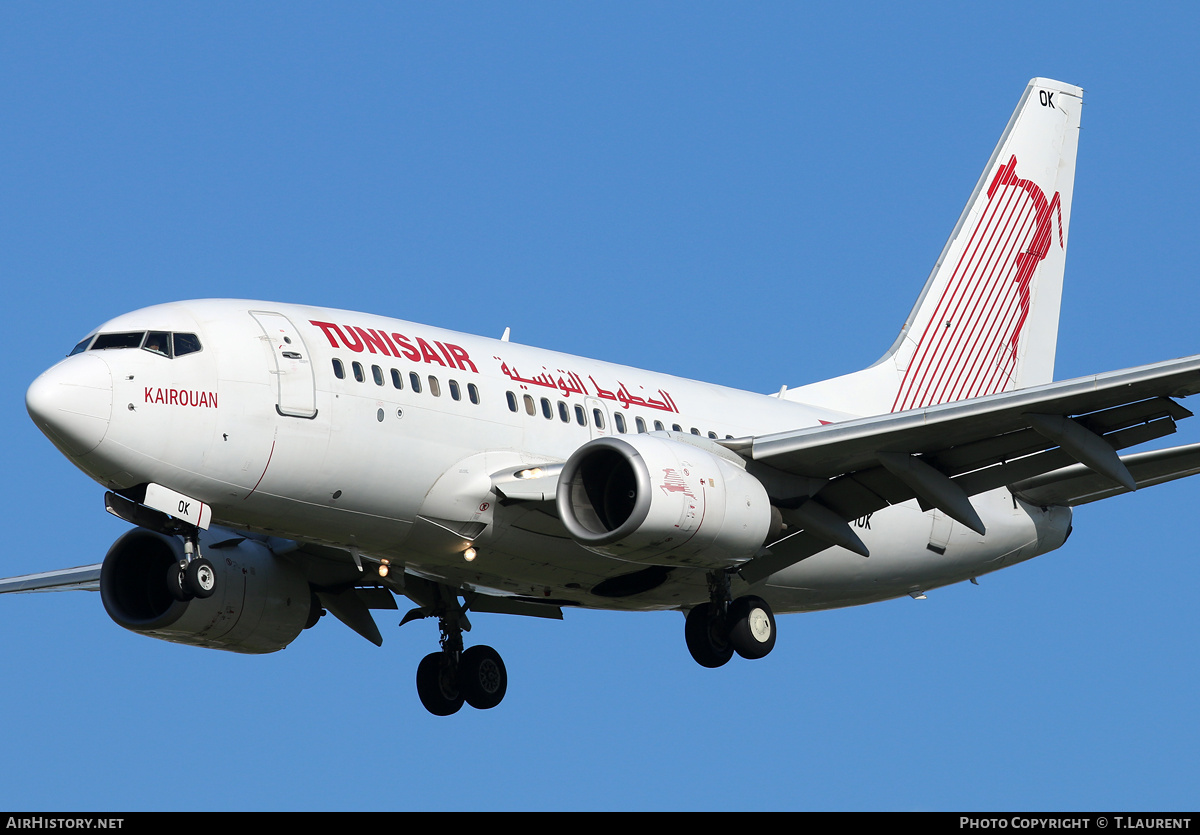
28 299 1073 614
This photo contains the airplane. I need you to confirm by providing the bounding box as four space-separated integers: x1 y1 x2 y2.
7 77 1200 716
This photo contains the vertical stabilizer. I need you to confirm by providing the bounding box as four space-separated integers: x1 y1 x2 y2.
787 78 1083 417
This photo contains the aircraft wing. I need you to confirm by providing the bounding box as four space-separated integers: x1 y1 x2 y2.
1010 442 1200 507
0 565 102 593
733 354 1200 583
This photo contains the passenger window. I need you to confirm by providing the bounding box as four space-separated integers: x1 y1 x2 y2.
524 394 535 416
449 380 461 401
541 398 552 419
636 417 647 433
333 359 345 379
468 384 479 405
690 428 700 436
654 421 665 431
353 362 365 383
672 424 682 432
708 431 718 439
593 409 606 430
574 405 587 426
558 402 569 422
614 413 626 433
391 369 403 389
507 391 518 412
173 333 202 357
409 372 422 393
428 376 441 397
372 365 384 386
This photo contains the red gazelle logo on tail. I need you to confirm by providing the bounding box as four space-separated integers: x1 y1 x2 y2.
892 154 1064 412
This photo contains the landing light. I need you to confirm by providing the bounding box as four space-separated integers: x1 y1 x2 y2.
378 559 390 578
463 547 477 562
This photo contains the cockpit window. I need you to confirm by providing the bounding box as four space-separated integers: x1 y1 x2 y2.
173 333 202 356
85 330 203 358
91 332 146 350
143 331 171 357
68 336 94 356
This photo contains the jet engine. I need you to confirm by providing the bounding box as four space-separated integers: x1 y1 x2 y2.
99 528 315 654
556 434 772 568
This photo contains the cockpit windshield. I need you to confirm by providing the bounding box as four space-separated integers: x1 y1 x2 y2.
91 332 145 351
72 331 203 358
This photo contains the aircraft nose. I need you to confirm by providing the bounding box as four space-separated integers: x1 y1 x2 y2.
26 355 113 457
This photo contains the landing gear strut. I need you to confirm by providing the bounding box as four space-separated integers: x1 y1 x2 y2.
165 529 216 602
684 571 777 667
406 583 508 716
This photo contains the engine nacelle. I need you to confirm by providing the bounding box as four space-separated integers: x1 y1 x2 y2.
556 433 772 568
99 528 314 654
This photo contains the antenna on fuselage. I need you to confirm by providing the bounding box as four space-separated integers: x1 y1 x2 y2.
501 327 510 342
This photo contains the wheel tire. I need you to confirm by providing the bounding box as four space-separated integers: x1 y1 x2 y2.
186 558 217 599
728 596 776 660
684 602 733 668
459 645 507 710
303 592 324 629
416 652 464 716
166 563 194 602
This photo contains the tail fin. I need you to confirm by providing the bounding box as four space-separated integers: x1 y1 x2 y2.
788 78 1083 417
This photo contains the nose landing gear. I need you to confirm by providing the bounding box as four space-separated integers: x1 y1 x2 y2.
165 530 216 602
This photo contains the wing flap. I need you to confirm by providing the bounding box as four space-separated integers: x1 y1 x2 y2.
750 355 1200 478
734 356 1200 580
1011 442 1200 507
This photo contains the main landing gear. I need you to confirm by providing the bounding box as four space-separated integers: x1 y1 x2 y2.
166 530 216 602
684 571 777 668
403 583 508 716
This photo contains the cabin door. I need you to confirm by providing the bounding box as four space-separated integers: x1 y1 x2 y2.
250 311 318 419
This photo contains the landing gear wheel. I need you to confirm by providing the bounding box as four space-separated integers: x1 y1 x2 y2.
728 595 776 660
684 602 733 668
416 652 464 716
166 563 194 602
186 558 216 599
459 645 507 710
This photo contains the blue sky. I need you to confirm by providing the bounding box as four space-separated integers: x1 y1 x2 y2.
2 2 1198 811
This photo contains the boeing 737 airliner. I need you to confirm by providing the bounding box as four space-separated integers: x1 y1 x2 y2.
7 78 1200 715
